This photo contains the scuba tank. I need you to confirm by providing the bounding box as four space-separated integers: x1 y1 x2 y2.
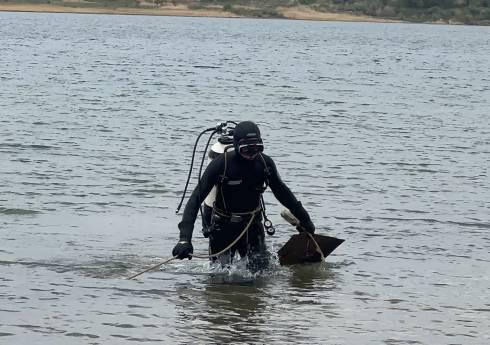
202 133 234 237
203 134 234 210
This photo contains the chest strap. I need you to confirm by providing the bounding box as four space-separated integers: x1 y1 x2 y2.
218 152 271 212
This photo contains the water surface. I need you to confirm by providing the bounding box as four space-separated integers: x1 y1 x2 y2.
1 12 489 344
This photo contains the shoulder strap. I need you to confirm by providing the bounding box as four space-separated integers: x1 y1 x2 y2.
218 151 229 212
258 153 271 189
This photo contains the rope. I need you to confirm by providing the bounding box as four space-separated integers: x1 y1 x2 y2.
127 207 261 280
306 232 325 261
126 256 178 280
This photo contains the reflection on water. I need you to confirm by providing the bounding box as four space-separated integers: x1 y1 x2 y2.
172 264 341 344
195 283 267 344
288 263 338 290
1 10 489 345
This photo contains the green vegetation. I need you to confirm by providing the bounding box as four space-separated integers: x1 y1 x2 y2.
1 0 139 8
69 0 140 9
307 0 490 24
180 0 284 18
209 0 490 24
221 4 284 18
1 0 489 24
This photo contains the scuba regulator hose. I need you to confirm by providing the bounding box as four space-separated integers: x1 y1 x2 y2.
196 128 220 222
175 121 236 214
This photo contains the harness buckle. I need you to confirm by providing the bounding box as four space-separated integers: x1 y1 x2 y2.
230 214 244 223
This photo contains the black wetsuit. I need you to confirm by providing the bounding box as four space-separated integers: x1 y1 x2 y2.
178 150 314 269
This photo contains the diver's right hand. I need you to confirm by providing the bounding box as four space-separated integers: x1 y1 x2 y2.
172 241 193 260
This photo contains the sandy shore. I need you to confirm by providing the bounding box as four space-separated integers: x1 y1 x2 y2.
0 3 400 23
278 6 400 23
0 3 238 18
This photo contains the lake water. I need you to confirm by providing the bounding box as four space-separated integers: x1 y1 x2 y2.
1 11 489 344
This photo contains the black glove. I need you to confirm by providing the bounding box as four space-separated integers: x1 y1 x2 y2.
297 219 315 234
172 241 193 260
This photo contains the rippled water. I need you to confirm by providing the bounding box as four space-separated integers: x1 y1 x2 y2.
1 11 489 344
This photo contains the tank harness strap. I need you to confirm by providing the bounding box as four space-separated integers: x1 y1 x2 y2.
214 207 262 217
258 153 271 189
219 151 229 212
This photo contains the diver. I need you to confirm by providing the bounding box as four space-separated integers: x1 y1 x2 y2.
172 121 315 271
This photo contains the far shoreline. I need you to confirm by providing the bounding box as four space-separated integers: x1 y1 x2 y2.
0 3 481 26
0 3 408 24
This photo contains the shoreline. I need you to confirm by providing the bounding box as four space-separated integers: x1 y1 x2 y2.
0 3 403 23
